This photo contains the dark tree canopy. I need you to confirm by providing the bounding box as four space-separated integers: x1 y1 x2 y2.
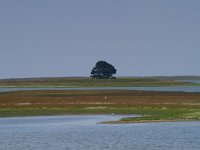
90 61 117 79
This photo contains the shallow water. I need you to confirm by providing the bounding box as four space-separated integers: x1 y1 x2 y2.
0 115 200 150
1 86 200 92
177 80 200 84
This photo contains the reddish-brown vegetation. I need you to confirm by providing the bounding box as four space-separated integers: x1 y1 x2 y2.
1 90 200 108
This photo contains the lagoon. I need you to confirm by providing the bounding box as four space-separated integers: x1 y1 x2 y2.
0 115 200 150
1 86 200 92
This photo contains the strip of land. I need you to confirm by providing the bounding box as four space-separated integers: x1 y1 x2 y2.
0 77 199 87
1 90 200 123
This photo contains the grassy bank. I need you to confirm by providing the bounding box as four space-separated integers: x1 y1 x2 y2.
102 107 200 124
0 90 200 123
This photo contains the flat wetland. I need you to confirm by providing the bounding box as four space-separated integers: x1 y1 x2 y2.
0 77 199 88
1 77 200 123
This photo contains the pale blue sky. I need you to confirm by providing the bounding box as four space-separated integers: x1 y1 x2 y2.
0 0 200 78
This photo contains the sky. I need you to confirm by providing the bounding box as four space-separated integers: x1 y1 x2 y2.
0 0 200 79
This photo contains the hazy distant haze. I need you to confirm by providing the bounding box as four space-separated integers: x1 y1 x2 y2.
0 0 200 78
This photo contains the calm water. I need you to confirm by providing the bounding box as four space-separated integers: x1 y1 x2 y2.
177 80 200 84
1 86 200 92
0 115 200 150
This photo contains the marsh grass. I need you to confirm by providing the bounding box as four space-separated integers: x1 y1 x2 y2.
1 89 200 123
0 77 198 88
116 107 200 123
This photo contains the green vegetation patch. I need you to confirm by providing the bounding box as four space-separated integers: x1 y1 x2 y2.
119 107 200 123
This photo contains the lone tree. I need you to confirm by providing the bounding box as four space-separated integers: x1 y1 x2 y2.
90 61 117 79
